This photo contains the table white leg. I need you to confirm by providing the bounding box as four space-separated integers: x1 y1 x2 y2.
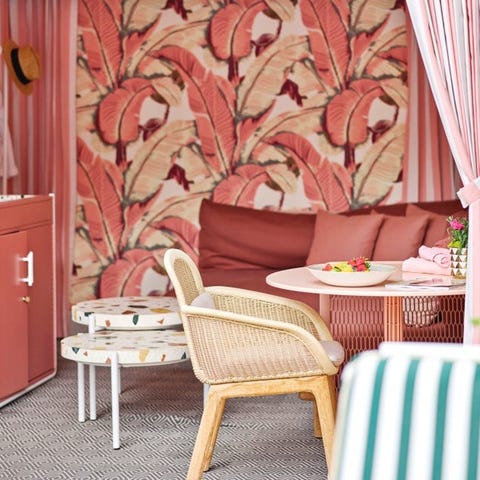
89 365 97 420
88 314 97 420
78 363 85 423
88 315 95 333
111 352 120 449
319 294 331 328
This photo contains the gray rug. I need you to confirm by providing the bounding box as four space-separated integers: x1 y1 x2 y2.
0 343 328 480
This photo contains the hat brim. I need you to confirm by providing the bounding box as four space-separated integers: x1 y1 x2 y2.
3 39 35 95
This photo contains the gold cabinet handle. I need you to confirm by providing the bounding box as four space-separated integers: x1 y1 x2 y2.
21 296 31 303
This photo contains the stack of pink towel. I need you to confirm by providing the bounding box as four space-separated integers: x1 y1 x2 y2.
402 246 451 275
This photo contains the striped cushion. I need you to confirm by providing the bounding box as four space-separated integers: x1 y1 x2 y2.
331 348 480 480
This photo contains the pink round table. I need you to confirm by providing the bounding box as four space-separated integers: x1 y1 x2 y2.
266 262 465 342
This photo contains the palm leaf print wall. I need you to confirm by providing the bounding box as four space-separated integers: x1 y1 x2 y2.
73 0 407 303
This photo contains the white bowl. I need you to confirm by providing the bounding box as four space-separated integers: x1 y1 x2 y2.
307 262 396 287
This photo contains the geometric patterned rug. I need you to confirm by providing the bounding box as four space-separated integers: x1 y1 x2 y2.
0 347 328 480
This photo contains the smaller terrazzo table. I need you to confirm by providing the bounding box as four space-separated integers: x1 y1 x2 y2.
72 296 182 330
61 330 189 449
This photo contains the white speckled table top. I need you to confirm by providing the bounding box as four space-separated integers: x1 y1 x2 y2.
72 296 181 330
61 330 189 366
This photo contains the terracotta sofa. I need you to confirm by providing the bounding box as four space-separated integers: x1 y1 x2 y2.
198 199 466 362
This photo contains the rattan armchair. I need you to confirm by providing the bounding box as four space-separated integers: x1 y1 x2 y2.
164 248 344 479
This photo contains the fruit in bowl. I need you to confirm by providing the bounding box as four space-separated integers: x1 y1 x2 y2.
322 257 370 272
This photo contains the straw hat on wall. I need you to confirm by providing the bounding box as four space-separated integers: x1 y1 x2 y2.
2 39 40 95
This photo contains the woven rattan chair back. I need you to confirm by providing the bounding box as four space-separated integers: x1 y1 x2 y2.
164 248 212 385
164 248 205 308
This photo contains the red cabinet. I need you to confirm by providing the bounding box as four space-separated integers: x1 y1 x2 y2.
0 195 56 406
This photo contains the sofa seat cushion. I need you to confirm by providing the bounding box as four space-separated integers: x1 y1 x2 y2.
200 267 319 311
199 200 315 270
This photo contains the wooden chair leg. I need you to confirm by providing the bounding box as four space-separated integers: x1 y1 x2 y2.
299 391 322 438
313 398 322 438
202 395 226 472
311 377 336 469
312 376 338 439
187 386 225 480
327 375 338 418
299 391 313 401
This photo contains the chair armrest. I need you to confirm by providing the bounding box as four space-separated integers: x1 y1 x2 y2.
181 304 339 384
205 285 332 341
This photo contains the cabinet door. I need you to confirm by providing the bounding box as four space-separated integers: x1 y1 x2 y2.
0 231 28 400
27 224 54 382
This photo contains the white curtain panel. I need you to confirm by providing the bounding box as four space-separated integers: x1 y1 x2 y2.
407 0 480 343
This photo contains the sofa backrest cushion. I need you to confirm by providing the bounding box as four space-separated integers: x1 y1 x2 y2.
350 199 462 217
407 202 466 247
371 212 430 260
306 210 385 265
413 198 462 215
198 200 316 270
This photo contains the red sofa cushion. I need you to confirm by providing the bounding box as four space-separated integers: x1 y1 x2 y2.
199 200 315 270
374 199 462 217
371 212 430 261
413 199 462 215
407 203 466 247
306 210 385 265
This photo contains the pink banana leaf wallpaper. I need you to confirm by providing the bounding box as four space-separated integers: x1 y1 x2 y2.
73 0 407 303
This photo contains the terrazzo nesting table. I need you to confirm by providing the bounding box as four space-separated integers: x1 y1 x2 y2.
61 329 189 449
65 296 186 448
71 296 183 420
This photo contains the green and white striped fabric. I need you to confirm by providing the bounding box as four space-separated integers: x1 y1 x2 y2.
330 344 480 480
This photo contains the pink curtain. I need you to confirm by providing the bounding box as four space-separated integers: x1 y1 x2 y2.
1 0 77 337
403 13 458 202
407 0 480 343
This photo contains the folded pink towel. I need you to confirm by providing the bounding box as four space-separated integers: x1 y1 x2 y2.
402 257 451 276
418 246 450 267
